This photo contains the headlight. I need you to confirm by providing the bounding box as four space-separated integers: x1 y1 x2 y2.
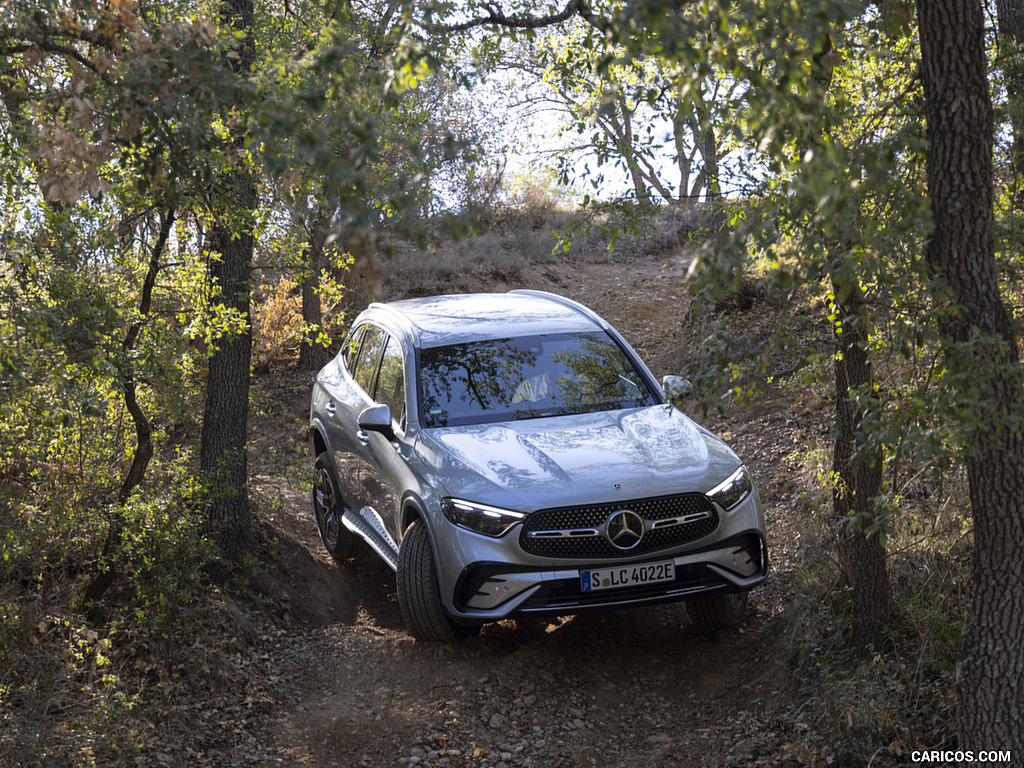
442 498 526 537
708 467 753 511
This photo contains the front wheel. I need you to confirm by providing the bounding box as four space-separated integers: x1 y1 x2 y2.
313 452 367 562
686 590 747 632
396 520 479 642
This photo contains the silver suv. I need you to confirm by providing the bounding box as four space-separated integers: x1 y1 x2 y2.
308 291 768 641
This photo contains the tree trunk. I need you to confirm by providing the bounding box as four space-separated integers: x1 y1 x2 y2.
830 263 890 650
916 0 1024 752
803 30 891 650
200 0 257 563
201 215 255 562
687 86 720 203
673 104 695 202
119 210 174 503
997 0 1024 206
82 209 174 612
614 102 650 203
299 202 332 371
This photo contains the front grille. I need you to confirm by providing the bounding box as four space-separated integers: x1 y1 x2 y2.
520 493 718 558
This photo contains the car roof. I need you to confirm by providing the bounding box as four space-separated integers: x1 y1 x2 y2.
362 291 608 348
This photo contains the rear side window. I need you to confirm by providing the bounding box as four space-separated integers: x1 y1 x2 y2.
351 324 388 395
342 326 364 372
376 336 406 428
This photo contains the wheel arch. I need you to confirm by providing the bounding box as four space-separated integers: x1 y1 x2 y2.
310 428 343 511
400 493 426 536
309 421 329 458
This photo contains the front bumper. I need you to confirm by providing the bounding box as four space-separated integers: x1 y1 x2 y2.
449 531 767 619
428 481 768 621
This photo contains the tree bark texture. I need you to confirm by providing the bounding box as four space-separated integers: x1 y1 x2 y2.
916 0 1024 752
201 213 255 562
200 0 257 563
299 202 332 372
831 267 890 651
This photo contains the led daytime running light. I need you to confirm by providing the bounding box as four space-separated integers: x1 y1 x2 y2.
708 467 752 511
443 498 526 537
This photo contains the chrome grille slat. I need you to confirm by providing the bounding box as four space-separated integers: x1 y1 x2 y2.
526 528 600 540
520 493 718 558
651 511 713 529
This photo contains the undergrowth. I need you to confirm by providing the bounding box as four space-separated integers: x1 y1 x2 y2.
379 201 710 303
675 246 973 767
0 198 983 766
0 413 278 766
763 438 968 767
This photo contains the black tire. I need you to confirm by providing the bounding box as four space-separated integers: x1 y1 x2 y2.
313 452 367 561
686 590 748 632
396 520 479 642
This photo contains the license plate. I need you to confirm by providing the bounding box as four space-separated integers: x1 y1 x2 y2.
580 560 675 592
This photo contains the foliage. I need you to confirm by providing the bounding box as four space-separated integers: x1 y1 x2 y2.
670 0 961 548
503 163 579 211
0 440 214 764
0 0 1021 759
778 438 967 763
0 0 517 740
544 20 733 203
252 273 349 372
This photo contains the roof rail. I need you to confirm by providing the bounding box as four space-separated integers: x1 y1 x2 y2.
362 301 421 347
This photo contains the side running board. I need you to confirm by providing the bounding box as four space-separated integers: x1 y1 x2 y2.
342 506 400 571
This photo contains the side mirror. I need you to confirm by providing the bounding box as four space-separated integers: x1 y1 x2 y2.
662 375 693 406
358 404 395 441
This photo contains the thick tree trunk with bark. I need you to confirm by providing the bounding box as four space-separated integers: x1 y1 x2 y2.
201 214 255 562
200 0 257 563
916 0 1024 752
830 266 890 651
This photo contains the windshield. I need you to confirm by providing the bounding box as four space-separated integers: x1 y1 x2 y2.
417 331 658 428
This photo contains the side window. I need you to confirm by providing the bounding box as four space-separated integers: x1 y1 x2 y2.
342 326 364 372
352 324 387 395
376 336 406 429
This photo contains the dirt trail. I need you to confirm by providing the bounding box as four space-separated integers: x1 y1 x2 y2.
236 255 806 768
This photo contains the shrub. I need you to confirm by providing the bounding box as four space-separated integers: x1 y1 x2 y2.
252 273 348 372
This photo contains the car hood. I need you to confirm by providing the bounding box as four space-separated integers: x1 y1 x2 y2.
414 405 742 511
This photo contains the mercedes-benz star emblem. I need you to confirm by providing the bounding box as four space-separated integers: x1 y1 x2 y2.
606 510 644 550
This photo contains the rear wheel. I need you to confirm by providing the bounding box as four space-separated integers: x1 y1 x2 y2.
686 590 747 632
397 520 479 642
313 452 367 561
